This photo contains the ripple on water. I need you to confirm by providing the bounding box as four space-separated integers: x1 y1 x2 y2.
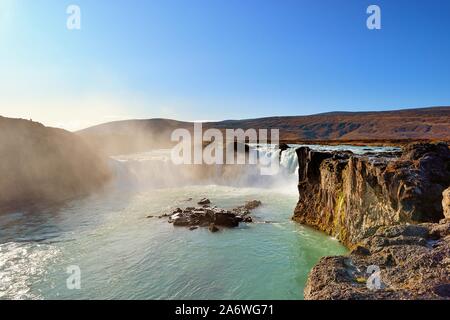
0 242 60 300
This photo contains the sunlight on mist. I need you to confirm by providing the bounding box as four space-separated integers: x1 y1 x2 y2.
0 94 134 131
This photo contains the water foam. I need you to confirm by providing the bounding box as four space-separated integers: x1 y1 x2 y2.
0 242 60 300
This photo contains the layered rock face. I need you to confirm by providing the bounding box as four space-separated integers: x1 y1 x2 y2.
293 143 450 248
294 142 450 299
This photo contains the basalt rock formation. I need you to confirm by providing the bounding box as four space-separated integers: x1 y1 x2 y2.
293 142 450 299
293 143 450 248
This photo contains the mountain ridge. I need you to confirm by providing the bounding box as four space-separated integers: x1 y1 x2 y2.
76 106 450 155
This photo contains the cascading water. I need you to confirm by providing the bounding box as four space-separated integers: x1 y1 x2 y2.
110 145 300 192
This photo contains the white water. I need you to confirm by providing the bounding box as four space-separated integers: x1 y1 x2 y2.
111 144 300 193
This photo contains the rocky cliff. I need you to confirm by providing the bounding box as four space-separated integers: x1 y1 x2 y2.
304 222 450 299
0 116 112 213
293 143 450 299
293 143 450 248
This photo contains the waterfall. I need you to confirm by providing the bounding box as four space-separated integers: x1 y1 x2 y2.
109 145 299 192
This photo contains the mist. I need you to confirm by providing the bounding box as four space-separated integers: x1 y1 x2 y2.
0 116 112 213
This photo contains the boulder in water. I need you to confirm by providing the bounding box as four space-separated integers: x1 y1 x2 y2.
243 200 262 210
163 200 261 232
232 200 262 216
198 198 211 205
278 143 290 152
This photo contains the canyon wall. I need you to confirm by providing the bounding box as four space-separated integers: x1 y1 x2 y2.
293 143 450 248
293 143 450 299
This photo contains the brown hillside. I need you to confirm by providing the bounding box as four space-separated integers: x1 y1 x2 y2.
78 107 450 155
0 116 112 213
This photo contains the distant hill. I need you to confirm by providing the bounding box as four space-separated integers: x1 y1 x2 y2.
207 107 450 141
0 116 112 213
78 106 450 155
78 118 194 155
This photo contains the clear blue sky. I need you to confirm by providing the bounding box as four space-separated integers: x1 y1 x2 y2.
1 0 449 130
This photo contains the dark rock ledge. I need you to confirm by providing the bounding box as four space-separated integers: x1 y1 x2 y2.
292 143 450 300
151 199 262 232
304 221 450 299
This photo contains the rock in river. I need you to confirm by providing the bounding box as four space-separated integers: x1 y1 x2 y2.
162 199 262 232
197 198 211 205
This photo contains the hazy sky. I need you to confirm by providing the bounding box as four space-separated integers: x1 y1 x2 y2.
1 0 450 130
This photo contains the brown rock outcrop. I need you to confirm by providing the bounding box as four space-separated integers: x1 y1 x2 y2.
293 143 450 248
304 222 450 300
443 187 450 219
295 143 450 300
162 200 261 232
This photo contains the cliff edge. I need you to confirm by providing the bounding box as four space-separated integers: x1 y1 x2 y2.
293 143 450 299
293 143 450 248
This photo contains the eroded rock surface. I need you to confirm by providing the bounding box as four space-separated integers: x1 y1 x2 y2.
158 200 261 232
304 222 450 300
293 143 450 300
293 143 450 248
443 187 450 219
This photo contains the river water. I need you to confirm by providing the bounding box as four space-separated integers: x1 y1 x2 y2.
0 145 397 300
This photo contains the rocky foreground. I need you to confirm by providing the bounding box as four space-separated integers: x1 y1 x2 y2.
305 221 450 299
293 142 450 299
